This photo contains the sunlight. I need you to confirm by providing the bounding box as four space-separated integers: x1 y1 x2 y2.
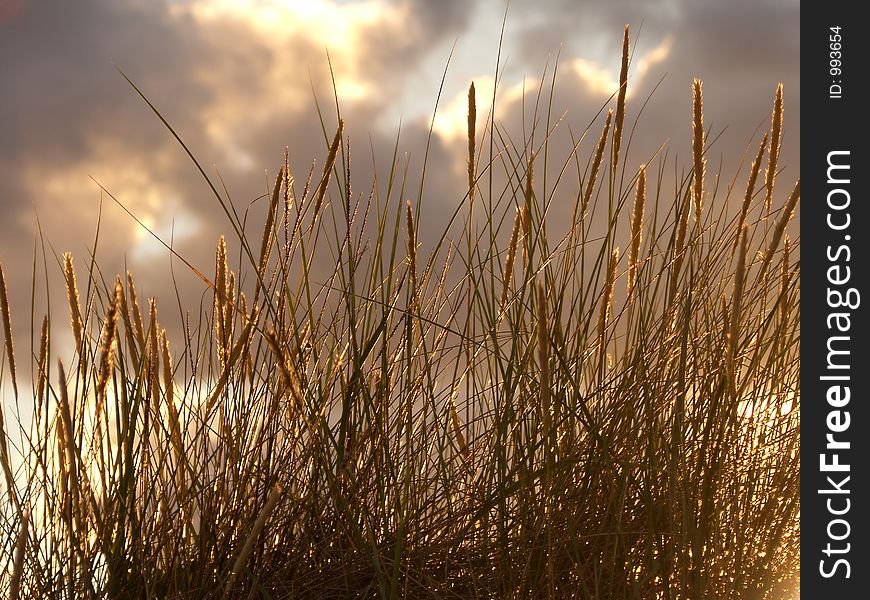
432 35 673 144
172 0 401 103
570 35 674 98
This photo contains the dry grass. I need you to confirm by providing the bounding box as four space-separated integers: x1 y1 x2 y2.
0 28 798 599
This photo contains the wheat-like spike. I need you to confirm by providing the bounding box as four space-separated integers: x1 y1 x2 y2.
36 316 49 404
764 83 784 212
583 109 613 216
96 279 122 403
501 208 522 310
0 261 17 397
118 277 139 366
627 166 646 303
63 253 84 355
736 134 768 250
126 272 146 350
160 329 174 409
467 81 477 200
310 120 344 229
258 167 283 281
10 507 29 600
759 179 799 278
692 79 706 223
599 247 620 344
536 283 551 442
214 236 228 366
406 201 418 310
612 26 630 169
283 146 292 228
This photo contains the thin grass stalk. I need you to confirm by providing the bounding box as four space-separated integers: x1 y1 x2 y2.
598 247 619 352
406 201 418 311
0 381 15 508
96 279 122 403
726 225 749 405
222 484 283 599
779 236 791 328
627 166 646 304
56 360 84 564
10 507 29 600
263 327 304 416
467 82 477 200
670 191 691 306
537 283 551 447
523 155 535 264
501 208 522 310
735 134 768 250
449 386 470 462
536 281 557 598
758 180 800 278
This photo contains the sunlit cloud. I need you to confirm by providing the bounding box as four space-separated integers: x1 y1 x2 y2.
23 147 199 267
570 35 673 99
432 35 673 145
432 75 533 141
0 0 799 380
171 0 404 104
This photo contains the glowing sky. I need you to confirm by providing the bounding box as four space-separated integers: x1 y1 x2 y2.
0 0 798 376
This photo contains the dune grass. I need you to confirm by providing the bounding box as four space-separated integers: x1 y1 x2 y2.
1 29 799 599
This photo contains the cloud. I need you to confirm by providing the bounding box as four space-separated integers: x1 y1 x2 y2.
0 0 798 393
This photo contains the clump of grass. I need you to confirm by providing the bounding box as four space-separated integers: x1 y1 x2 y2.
1 28 798 599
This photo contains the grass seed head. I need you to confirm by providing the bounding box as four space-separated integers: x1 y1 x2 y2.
612 25 630 169
692 79 705 222
583 109 613 216
628 166 646 303
63 253 84 355
0 261 17 397
764 83 784 212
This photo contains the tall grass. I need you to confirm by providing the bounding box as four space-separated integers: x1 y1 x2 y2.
1 30 798 599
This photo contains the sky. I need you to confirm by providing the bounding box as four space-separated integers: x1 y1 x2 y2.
0 0 799 390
